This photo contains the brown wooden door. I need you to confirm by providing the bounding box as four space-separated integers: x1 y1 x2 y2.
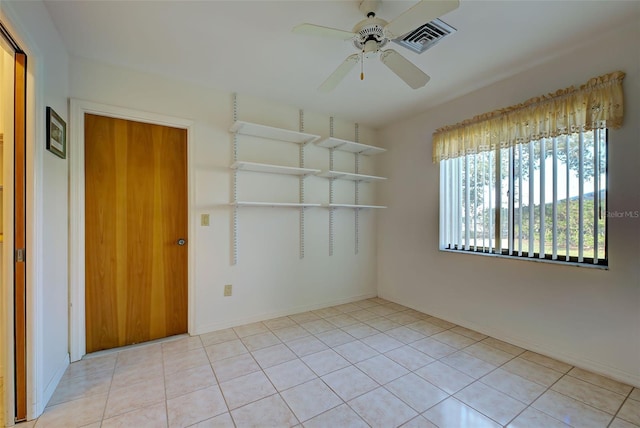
84 114 187 353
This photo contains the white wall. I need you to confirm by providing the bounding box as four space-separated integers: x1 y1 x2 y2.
69 57 380 337
377 20 640 386
1 0 70 420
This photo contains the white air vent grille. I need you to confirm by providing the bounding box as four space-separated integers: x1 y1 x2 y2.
392 18 456 54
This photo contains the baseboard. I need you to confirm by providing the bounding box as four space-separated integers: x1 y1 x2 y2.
38 353 69 416
379 294 640 388
193 292 378 336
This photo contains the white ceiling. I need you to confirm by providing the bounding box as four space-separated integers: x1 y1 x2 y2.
43 0 639 129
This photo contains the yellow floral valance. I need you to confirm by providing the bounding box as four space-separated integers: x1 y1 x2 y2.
432 71 625 163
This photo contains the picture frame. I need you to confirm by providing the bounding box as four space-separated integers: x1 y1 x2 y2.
46 106 66 159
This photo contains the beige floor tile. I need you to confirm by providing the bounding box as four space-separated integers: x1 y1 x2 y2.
334 303 363 313
161 336 203 357
423 397 501 428
231 394 298 427
360 333 404 353
35 393 108 428
406 320 446 336
410 337 457 359
62 355 116 381
502 357 564 387
432 330 477 349
365 317 401 332
240 331 281 351
199 328 238 347
303 404 369 428
315 329 356 347
104 378 165 419
300 319 335 334
507 407 571 428
111 360 164 389
481 337 525 356
166 386 227 428
285 335 328 357
383 302 410 312
463 341 515 366
348 309 379 322
115 344 163 369
218 371 276 410
450 326 488 341
101 401 167 428
191 412 235 427
385 326 426 344
567 367 633 396
301 349 350 376
630 388 640 401
441 351 497 379
415 361 474 395
311 306 342 318
427 317 457 329
384 345 435 371
164 363 216 399
617 399 640 425
552 375 626 414
385 373 448 412
341 323 380 339
385 312 420 326
367 305 399 317
333 340 379 364
609 417 640 428
349 387 418 428
163 347 210 375
280 379 342 422
326 314 359 328
273 325 311 342
321 366 378 401
211 353 260 383
353 299 382 309
264 358 317 391
521 351 572 373
263 316 297 330
455 381 527 425
532 390 613 427
232 322 269 338
251 343 297 368
47 372 111 407
400 415 439 428
356 354 409 384
289 311 321 324
480 368 546 404
205 339 248 362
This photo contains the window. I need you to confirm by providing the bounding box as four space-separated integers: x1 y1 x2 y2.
432 71 625 268
440 129 608 266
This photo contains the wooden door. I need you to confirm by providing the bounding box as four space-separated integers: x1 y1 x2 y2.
84 114 187 353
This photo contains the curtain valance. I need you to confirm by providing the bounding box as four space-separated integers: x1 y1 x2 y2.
432 71 625 163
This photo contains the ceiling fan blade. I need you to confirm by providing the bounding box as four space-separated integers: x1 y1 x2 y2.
380 49 430 89
293 23 356 40
384 0 459 39
319 54 360 93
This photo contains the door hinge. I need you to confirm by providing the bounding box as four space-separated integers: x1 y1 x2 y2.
15 248 25 263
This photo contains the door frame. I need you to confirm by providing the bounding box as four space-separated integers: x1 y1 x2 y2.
69 99 195 361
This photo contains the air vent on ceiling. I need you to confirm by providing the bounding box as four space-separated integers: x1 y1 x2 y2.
392 18 456 54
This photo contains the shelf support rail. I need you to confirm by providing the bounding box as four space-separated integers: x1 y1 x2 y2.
231 93 239 265
354 123 360 255
299 109 306 259
329 116 335 256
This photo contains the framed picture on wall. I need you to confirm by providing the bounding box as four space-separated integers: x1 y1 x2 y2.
46 106 66 159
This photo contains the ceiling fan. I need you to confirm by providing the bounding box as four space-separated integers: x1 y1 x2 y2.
293 0 459 92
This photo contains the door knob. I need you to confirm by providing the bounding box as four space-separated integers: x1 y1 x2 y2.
177 238 186 246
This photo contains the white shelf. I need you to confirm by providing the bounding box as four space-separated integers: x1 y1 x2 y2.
231 161 320 176
230 121 320 145
231 201 322 208
315 137 386 156
324 203 387 209
318 170 386 182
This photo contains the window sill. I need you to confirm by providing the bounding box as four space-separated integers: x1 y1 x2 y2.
440 248 609 270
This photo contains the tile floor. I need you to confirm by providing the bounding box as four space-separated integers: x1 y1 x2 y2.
19 298 640 428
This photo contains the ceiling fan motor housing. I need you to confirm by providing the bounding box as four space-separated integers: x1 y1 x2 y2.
352 16 389 54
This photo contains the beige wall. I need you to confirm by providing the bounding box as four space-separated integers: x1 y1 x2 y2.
377 19 640 386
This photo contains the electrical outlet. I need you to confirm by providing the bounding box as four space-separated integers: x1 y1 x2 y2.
224 284 232 297
201 213 210 226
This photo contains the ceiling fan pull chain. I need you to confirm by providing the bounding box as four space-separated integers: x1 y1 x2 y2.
360 51 364 81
